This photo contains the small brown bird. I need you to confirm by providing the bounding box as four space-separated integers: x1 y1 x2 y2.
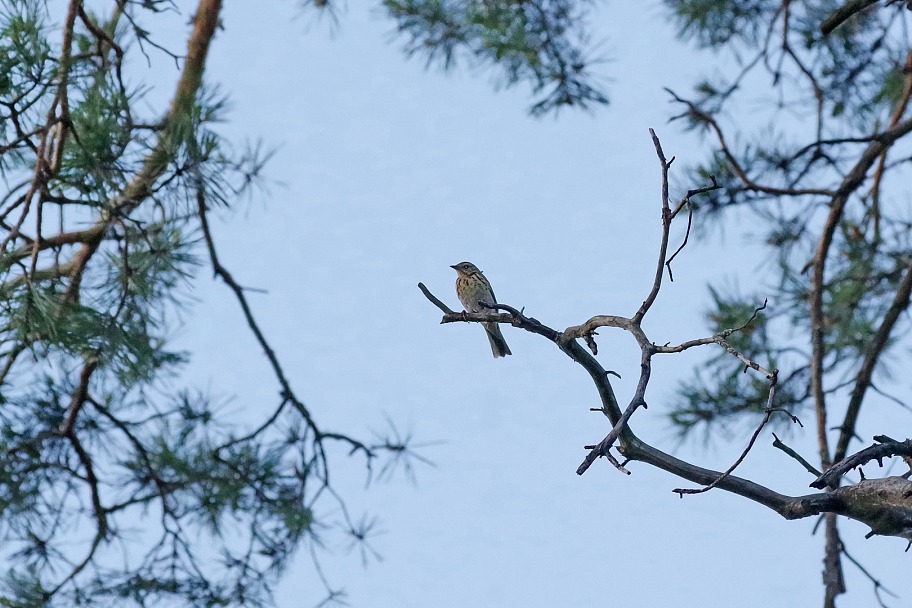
451 262 512 358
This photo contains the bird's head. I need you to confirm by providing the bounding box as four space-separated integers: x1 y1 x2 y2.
450 261 481 275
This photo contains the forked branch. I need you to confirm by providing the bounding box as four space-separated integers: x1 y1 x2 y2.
420 130 912 543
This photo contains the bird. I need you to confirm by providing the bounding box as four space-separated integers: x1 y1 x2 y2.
450 262 512 358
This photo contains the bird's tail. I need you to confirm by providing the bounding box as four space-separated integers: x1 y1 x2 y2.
483 322 512 358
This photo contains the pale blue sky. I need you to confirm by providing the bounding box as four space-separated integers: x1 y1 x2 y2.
150 1 911 606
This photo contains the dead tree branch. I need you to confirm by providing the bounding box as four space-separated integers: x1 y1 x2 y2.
421 130 912 545
813 436 912 489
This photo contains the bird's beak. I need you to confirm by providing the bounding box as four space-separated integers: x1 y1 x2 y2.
449 264 458 270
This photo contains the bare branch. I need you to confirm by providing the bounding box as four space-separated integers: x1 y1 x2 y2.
632 129 673 324
820 0 880 36
672 386 799 496
418 281 455 314
840 540 898 607
665 175 721 282
772 433 823 477
813 436 912 489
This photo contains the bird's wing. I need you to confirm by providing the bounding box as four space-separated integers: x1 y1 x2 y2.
483 273 497 303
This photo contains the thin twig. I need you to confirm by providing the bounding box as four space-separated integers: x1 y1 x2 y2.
665 203 692 283
632 129 673 324
418 282 455 315
666 175 720 281
673 385 798 496
839 540 897 608
772 433 822 476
